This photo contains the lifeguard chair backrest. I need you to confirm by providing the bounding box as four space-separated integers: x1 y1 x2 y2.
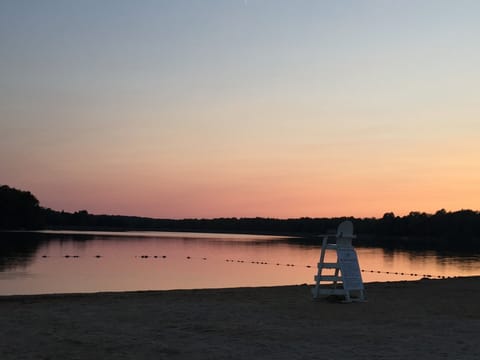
336 220 355 247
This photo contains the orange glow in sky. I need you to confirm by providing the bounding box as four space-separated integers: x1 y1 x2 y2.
1 1 480 218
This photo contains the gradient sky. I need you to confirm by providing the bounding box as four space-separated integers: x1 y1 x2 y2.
1 0 480 218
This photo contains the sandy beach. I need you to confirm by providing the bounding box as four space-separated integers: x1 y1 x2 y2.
1 277 480 360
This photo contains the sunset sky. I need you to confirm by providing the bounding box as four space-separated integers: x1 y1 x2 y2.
1 1 480 219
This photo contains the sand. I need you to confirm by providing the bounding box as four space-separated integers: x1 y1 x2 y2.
1 277 480 360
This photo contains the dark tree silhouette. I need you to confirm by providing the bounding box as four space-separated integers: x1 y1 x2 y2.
0 185 44 229
2 184 480 250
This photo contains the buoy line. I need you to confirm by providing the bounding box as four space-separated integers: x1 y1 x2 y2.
37 253 458 280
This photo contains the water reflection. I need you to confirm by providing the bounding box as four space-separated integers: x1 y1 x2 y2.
0 231 479 295
0 232 47 272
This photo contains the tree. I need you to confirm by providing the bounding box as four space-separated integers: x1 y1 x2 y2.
0 185 44 229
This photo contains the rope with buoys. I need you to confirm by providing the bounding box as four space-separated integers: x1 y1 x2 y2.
37 253 461 280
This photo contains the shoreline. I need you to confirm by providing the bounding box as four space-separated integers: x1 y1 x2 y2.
0 275 469 300
1 277 480 359
5 228 478 253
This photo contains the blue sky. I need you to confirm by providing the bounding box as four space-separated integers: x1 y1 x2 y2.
1 1 480 217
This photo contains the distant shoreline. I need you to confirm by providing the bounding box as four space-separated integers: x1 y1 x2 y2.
3 183 480 250
3 227 305 239
4 227 478 252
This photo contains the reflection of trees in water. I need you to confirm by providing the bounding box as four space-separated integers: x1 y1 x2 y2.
288 236 480 270
0 232 45 271
0 232 97 271
1 231 479 274
379 245 480 271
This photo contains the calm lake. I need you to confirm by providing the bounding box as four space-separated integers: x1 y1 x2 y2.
1 230 480 295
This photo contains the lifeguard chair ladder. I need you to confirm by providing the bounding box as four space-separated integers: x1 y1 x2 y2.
312 221 365 302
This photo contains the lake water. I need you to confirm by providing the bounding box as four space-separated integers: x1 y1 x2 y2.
1 230 480 295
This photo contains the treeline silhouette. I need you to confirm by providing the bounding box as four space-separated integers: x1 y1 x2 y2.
1 185 479 250
0 185 43 229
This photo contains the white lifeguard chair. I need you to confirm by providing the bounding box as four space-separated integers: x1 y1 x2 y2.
312 221 365 302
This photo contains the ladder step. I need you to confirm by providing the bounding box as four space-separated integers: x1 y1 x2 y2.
317 262 338 269
314 275 342 282
323 244 337 249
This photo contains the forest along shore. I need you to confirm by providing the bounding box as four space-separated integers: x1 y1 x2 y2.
3 185 480 251
1 277 479 359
